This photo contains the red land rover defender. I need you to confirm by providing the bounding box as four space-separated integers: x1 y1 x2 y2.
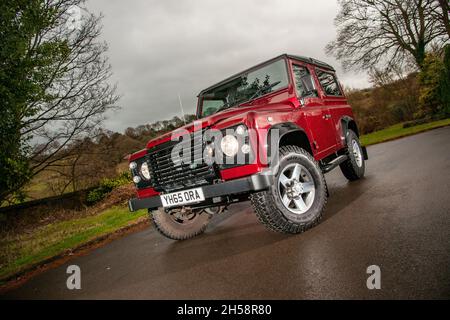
128 54 368 240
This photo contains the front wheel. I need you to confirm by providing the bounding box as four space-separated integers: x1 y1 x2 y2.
340 129 365 181
250 145 327 234
151 207 211 240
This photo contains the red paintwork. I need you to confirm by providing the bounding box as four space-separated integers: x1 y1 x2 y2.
129 149 147 161
220 164 261 180
130 55 356 197
137 186 159 199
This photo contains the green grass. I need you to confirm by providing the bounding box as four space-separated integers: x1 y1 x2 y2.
0 206 147 282
360 118 450 146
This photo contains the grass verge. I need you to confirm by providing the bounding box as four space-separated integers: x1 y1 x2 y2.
360 118 450 146
0 206 147 283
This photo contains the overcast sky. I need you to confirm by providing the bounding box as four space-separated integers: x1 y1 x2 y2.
86 0 370 133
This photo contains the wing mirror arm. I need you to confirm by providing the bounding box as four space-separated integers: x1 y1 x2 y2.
299 97 305 107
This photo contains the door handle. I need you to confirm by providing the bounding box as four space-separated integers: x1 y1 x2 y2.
323 114 332 119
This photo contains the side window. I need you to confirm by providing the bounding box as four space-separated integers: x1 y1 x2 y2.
292 64 317 98
316 69 342 96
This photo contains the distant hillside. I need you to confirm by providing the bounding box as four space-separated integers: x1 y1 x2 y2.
346 72 419 134
22 115 196 201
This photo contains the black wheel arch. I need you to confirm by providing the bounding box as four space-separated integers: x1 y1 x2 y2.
267 122 314 158
341 116 360 139
340 116 368 160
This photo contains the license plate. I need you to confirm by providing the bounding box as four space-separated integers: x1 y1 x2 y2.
160 187 205 208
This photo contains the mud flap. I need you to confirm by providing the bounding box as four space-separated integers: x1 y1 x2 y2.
362 146 368 160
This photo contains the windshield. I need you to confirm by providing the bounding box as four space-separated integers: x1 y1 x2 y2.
199 59 289 118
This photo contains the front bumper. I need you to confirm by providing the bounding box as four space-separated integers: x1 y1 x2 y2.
128 172 273 212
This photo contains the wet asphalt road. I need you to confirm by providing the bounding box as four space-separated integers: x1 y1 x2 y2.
3 127 450 299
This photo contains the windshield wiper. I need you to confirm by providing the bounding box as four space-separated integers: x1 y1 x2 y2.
214 96 248 114
249 81 281 100
214 101 233 114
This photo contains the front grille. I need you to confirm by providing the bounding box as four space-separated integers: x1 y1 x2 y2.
147 130 217 192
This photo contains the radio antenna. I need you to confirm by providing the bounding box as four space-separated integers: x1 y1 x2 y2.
177 93 187 126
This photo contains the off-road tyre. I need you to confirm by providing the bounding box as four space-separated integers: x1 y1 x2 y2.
250 145 327 234
151 208 211 240
340 129 365 181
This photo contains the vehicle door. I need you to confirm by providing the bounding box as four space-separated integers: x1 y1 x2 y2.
291 63 338 158
314 68 347 148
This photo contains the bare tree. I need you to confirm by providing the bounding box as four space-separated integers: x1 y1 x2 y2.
326 0 450 71
21 0 119 180
437 0 450 39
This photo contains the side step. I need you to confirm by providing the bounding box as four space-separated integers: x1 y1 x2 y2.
322 154 348 173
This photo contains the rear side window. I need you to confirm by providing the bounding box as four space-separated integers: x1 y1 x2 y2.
316 69 342 96
292 65 317 97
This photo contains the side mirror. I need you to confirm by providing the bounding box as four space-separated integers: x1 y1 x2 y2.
299 96 315 106
299 97 305 106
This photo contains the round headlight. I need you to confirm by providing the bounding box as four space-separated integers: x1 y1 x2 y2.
241 144 251 154
129 161 137 170
235 125 247 135
220 135 239 157
140 162 151 180
133 176 141 184
204 143 214 157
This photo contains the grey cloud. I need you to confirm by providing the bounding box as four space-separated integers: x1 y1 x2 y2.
87 0 370 132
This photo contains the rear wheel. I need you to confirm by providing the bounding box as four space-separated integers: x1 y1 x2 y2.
250 145 327 234
151 207 211 240
340 129 365 181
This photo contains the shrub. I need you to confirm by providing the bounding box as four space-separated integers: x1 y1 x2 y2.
438 45 450 117
87 171 131 204
417 52 445 119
